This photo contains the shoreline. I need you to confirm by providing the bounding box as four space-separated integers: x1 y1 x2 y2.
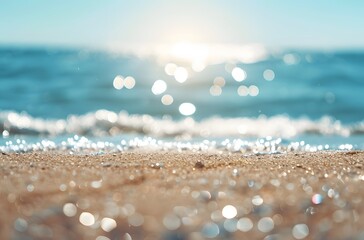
1 150 364 239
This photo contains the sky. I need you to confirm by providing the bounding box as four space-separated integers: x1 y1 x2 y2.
1 0 364 50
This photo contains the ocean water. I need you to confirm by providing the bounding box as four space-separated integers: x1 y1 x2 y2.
1 46 364 153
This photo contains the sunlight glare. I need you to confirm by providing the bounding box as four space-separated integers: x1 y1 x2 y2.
113 75 124 90
161 94 174 105
151 80 167 95
192 60 206 72
124 76 136 89
237 85 249 96
249 85 259 96
232 67 247 82
174 67 188 83
170 42 209 63
165 63 177 76
263 69 275 81
179 103 196 116
210 85 222 96
213 77 226 87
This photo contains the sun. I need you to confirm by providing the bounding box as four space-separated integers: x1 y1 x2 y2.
169 42 209 62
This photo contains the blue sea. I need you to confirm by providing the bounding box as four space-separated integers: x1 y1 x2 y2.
1 46 364 153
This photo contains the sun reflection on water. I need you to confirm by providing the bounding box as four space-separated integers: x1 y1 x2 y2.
179 103 196 116
113 75 124 90
161 94 174 105
164 63 177 76
210 85 222 96
124 76 136 89
263 69 275 81
110 43 278 117
174 67 188 83
231 67 247 82
151 80 167 95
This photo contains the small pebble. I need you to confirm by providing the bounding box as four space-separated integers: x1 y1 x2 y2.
195 161 205 169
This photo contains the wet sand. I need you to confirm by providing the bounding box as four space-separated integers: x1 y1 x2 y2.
1 151 364 240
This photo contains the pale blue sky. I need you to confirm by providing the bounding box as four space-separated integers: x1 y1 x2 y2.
1 1 364 50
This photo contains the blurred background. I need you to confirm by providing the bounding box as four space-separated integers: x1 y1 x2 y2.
0 1 364 148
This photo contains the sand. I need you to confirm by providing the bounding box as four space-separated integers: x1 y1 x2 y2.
1 150 364 240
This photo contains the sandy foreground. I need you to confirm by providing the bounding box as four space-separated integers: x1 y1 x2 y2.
1 151 364 240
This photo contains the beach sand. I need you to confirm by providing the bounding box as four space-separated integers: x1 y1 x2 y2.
1 151 364 239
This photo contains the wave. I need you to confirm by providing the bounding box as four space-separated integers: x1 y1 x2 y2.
1 110 364 139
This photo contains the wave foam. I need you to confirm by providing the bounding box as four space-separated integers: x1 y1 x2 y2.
1 110 363 138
